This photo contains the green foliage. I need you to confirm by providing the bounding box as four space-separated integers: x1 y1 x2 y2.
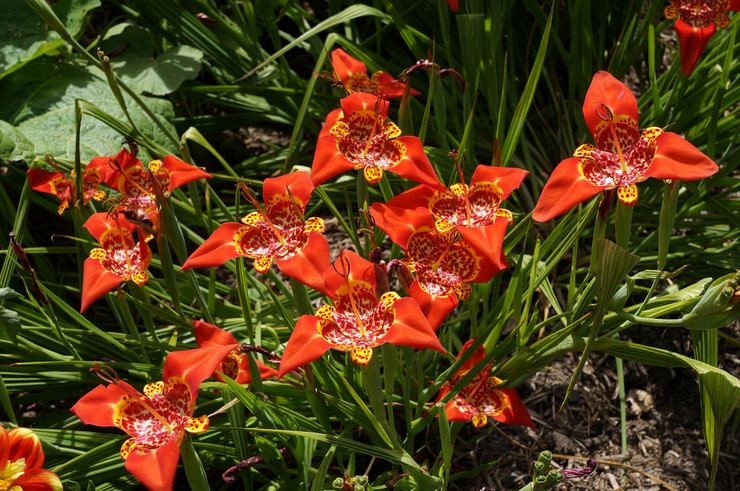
0 0 738 490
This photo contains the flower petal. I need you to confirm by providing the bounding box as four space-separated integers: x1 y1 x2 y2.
163 344 235 402
492 388 535 428
369 197 433 251
310 134 355 186
456 338 486 371
71 382 133 427
276 232 331 294
124 436 180 491
532 157 603 222
322 250 377 299
331 48 367 85
445 399 470 422
193 320 239 347
103 148 142 188
237 355 279 384
456 217 508 273
381 297 446 354
81 258 123 312
470 165 529 200
645 132 719 181
263 170 315 210
9 468 63 491
318 108 344 138
374 71 421 98
83 212 136 242
180 222 244 270
582 71 639 140
0 426 8 463
674 19 716 76
161 155 212 191
340 92 389 119
7 427 44 469
392 136 443 189
408 281 458 331
27 169 65 195
278 315 332 378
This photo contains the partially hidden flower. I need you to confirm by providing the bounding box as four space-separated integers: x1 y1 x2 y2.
331 48 420 99
105 148 212 230
278 250 445 377
81 212 152 312
193 320 278 383
448 0 460 12
312 93 441 187
27 159 107 215
0 426 62 491
436 339 533 429
370 163 527 268
71 344 234 491
181 171 330 293
370 201 502 330
665 0 739 75
533 70 718 222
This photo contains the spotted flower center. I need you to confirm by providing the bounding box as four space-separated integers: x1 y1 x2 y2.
406 229 480 298
430 182 505 229
82 167 105 202
346 72 378 94
316 282 399 364
92 228 150 283
330 110 406 182
577 117 663 205
450 372 509 428
118 166 171 221
114 377 208 458
233 196 323 272
220 349 243 380
666 0 730 27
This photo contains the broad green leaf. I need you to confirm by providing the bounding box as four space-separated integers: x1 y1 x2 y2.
100 23 204 96
1 0 99 77
0 120 34 161
3 59 175 160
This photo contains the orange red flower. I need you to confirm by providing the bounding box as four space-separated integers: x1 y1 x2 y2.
193 320 278 383
0 426 62 491
533 71 718 222
371 191 505 330
331 48 419 99
278 250 445 376
71 345 233 491
81 212 152 312
104 149 212 230
28 160 106 215
370 164 527 268
664 0 739 75
181 171 330 293
311 93 441 187
436 340 533 429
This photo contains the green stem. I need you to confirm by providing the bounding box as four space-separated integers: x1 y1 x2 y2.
180 436 211 491
614 309 684 327
290 279 313 316
614 201 633 250
657 180 680 271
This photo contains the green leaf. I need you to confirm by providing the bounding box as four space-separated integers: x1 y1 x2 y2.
100 23 204 96
0 306 21 342
0 287 22 300
1 0 99 77
0 120 34 161
3 59 176 160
